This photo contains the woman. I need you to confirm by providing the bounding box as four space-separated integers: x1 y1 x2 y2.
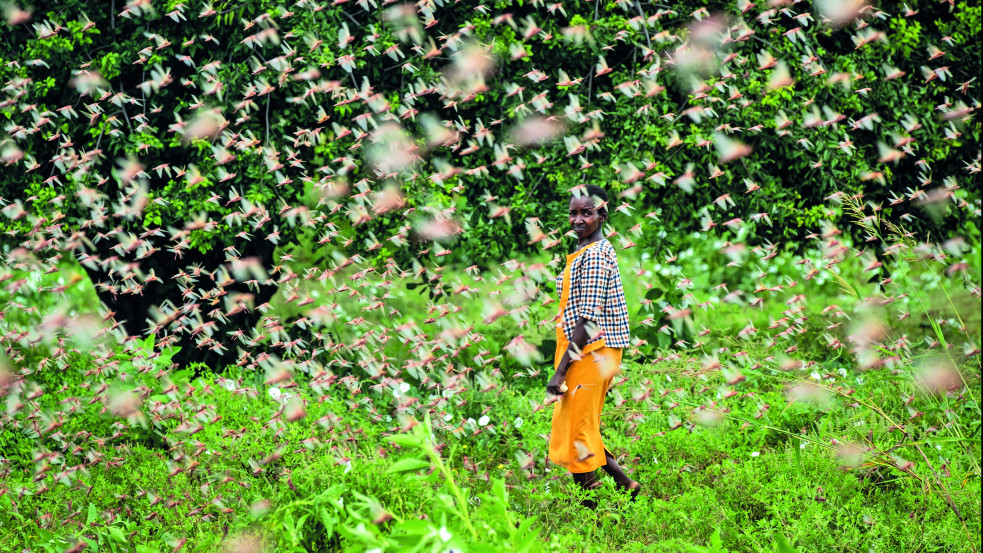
547 184 640 509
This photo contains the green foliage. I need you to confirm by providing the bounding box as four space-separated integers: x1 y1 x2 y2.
1 205 980 550
0 1 981 552
1 0 979 267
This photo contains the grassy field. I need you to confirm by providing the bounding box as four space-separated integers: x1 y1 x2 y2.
1 224 980 552
1 352 978 552
1 0 980 550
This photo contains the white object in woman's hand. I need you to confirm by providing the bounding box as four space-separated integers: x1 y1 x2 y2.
546 371 569 397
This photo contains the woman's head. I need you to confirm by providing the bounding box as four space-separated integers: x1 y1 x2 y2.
569 184 608 240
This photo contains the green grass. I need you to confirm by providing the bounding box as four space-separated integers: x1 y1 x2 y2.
1 216 980 552
0 349 978 552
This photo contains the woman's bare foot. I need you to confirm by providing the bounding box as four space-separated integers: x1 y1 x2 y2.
616 479 641 502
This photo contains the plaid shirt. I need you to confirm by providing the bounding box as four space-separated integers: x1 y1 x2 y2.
555 239 631 348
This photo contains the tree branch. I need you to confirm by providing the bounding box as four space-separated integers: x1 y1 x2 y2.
265 93 271 145
585 71 593 106
634 0 652 50
118 98 134 134
339 9 361 29
94 121 107 152
752 34 776 49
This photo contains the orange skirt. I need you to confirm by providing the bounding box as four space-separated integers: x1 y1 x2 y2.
548 345 622 473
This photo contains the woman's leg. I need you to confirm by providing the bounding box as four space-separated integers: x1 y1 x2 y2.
602 450 641 502
571 470 598 510
600 449 632 488
597 349 639 496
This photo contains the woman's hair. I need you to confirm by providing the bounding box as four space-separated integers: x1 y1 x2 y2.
576 184 609 218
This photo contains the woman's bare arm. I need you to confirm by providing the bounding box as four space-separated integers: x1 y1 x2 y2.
546 316 592 396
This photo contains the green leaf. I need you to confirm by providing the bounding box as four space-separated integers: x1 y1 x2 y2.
297 512 311 527
386 434 421 448
773 533 798 553
793 437 803 473
387 458 430 474
928 436 982 444
170 369 193 383
86 502 98 525
318 508 339 539
282 511 296 535
645 287 665 301
709 528 726 553
108 526 126 542
142 334 154 353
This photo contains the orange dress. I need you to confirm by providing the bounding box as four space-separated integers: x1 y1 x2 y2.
548 242 623 473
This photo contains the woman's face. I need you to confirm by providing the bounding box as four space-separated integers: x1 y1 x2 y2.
569 194 605 239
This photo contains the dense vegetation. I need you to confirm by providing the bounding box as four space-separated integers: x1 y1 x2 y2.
0 0 980 551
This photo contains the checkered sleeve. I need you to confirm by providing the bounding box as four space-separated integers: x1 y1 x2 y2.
575 245 613 323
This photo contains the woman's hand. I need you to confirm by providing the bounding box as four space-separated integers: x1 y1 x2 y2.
546 370 567 396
